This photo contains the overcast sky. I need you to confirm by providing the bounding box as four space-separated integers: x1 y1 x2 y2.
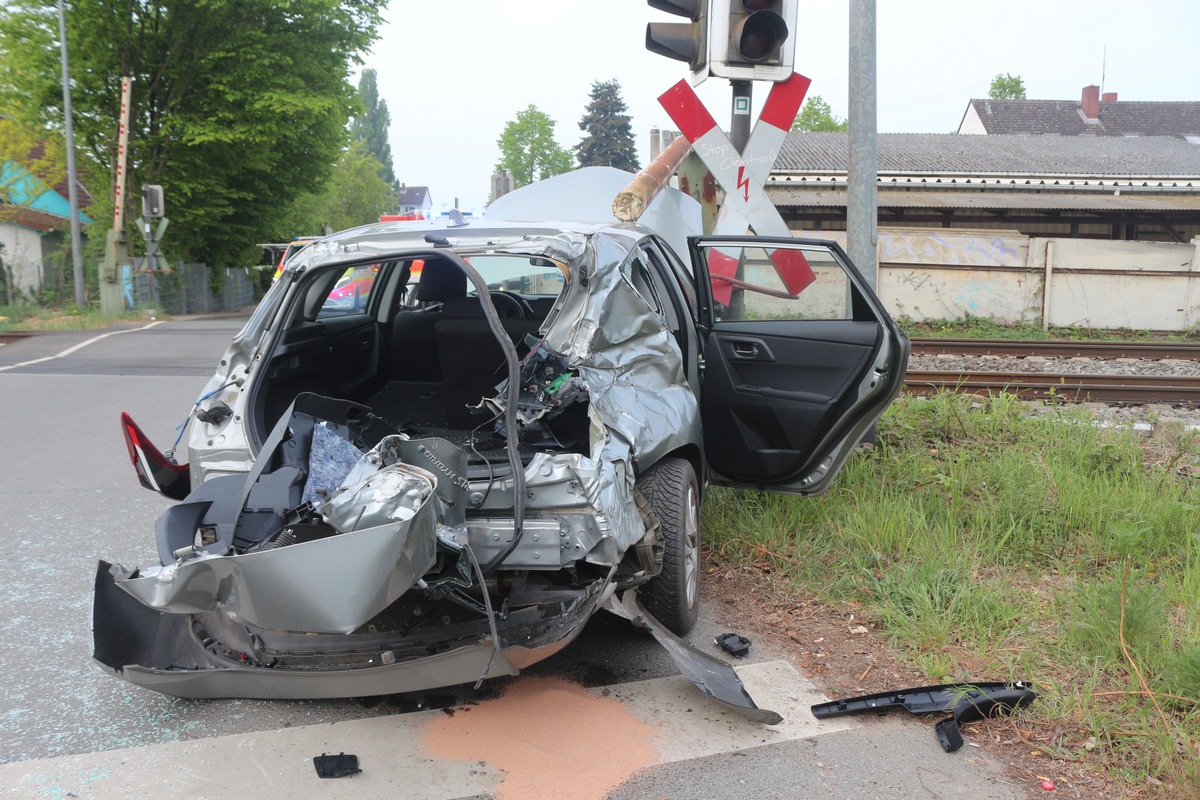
361 1 1199 211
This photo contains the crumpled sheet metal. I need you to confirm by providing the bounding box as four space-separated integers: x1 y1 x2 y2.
323 455 437 531
535 233 702 554
115 461 439 635
545 234 700 467
606 591 783 725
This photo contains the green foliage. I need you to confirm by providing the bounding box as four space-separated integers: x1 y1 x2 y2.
0 0 384 269
0 4 59 127
1061 571 1168 664
278 139 395 235
705 393 1200 790
0 301 151 331
896 313 1180 342
790 95 847 132
495 105 573 189
988 73 1027 100
0 118 67 214
350 68 396 187
576 79 640 172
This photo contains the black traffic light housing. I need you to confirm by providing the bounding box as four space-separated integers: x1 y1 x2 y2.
646 0 709 85
710 0 796 82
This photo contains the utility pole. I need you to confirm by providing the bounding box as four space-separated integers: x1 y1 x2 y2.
847 0 878 289
56 0 85 308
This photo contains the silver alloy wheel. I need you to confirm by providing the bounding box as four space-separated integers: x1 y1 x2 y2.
683 482 699 612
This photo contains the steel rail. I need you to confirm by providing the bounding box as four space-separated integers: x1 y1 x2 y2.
904 370 1200 405
910 338 1200 360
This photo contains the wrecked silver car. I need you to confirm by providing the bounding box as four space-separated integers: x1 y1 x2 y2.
96 168 908 718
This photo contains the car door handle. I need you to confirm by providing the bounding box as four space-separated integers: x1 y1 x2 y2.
727 338 774 361
733 341 758 357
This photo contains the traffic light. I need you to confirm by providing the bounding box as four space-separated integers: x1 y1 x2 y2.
645 0 709 85
709 0 797 82
141 184 164 218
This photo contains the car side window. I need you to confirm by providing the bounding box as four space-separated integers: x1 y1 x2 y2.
643 241 697 325
701 244 853 323
625 252 664 315
317 264 380 318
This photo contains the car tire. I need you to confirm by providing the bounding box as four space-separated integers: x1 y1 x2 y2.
636 457 701 635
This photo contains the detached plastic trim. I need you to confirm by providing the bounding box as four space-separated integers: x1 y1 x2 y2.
811 681 1037 753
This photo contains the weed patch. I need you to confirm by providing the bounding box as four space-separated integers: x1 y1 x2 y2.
0 304 157 332
705 393 1200 796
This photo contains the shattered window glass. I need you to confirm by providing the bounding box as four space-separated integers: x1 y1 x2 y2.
645 241 697 323
625 253 663 313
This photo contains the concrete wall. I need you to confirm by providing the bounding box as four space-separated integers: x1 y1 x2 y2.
0 223 45 301
796 227 1200 331
1032 237 1200 330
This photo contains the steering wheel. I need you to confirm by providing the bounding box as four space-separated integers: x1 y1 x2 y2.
488 290 534 318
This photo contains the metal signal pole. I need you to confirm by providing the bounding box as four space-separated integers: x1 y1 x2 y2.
847 0 878 290
57 0 85 307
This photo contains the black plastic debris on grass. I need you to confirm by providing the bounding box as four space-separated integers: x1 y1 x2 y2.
715 633 752 658
810 681 1037 753
313 752 362 778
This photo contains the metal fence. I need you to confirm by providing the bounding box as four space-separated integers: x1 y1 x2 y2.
129 263 258 315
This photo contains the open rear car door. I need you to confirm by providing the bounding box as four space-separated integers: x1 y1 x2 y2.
691 236 910 495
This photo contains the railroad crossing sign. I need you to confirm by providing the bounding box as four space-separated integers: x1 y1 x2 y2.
659 73 815 304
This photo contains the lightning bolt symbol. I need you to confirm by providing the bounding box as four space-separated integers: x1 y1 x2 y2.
736 166 750 202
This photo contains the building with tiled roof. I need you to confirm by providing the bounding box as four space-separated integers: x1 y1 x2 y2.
767 132 1200 242
958 86 1200 141
396 184 432 218
2 144 93 300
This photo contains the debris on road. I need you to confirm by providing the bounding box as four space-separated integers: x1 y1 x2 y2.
715 633 753 657
810 681 1037 753
313 752 361 778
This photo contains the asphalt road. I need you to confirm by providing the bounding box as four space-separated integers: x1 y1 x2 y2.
0 317 1031 799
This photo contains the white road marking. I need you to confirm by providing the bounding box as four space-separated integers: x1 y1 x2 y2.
0 661 852 799
0 321 163 372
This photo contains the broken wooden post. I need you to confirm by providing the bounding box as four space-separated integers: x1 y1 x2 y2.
612 135 693 222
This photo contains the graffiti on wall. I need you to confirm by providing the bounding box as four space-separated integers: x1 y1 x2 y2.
880 232 1024 267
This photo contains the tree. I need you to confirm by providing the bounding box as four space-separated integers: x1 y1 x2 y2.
495 105 573 189
989 73 1027 100
0 0 383 269
279 140 395 235
350 68 396 186
790 95 848 132
0 118 67 222
576 79 640 172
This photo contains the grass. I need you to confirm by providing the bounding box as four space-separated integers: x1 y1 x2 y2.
0 303 159 333
704 392 1200 796
898 312 1197 342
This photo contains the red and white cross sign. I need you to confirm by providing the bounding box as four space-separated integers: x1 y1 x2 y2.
659 73 815 305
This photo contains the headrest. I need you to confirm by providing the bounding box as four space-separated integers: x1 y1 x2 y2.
415 259 467 302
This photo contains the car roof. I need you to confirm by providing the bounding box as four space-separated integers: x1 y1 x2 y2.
283 167 701 274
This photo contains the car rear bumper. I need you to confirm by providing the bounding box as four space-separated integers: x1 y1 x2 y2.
92 560 600 700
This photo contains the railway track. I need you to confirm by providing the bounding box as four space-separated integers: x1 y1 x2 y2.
2 329 1197 404
903 371 1200 405
909 338 1200 360
905 338 1200 405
